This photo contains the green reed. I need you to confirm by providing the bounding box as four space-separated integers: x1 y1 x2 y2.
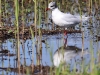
14 0 20 74
30 26 35 72
21 0 26 74
32 0 43 67
21 0 25 34
38 1 42 68
33 0 37 36
33 0 38 66
4 0 7 25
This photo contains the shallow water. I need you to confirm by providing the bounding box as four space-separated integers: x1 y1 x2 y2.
0 31 99 74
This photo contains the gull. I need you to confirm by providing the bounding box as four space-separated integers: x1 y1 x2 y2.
46 1 89 45
46 1 89 28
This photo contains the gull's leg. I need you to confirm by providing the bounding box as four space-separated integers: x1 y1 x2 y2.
64 30 68 47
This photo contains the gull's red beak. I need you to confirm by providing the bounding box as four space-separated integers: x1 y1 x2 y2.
46 8 50 11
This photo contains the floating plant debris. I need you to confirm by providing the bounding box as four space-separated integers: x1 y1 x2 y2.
0 65 50 75
0 25 81 40
0 50 9 53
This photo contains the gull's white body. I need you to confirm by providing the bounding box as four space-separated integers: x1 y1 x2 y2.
52 8 89 27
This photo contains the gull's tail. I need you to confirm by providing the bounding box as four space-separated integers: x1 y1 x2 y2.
81 15 90 22
75 15 90 22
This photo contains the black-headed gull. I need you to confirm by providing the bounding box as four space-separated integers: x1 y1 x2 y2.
46 1 89 28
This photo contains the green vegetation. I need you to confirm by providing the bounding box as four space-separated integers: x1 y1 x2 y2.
0 0 100 75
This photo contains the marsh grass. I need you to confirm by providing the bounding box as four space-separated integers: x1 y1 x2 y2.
0 0 100 75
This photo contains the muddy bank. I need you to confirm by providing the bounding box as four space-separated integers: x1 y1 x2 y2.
0 65 51 75
0 25 81 41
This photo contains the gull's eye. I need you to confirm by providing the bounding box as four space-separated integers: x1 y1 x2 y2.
51 5 54 7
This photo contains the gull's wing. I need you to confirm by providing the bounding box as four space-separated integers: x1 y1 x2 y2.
61 13 81 25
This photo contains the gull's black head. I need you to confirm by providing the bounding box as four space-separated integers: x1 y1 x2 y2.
47 2 57 10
